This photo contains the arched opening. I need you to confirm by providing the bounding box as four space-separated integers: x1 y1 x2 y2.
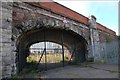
16 28 88 72
26 42 71 71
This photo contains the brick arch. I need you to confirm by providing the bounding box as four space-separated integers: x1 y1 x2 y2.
13 18 88 44
13 18 88 72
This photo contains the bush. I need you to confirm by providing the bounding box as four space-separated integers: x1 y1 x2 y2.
88 57 94 62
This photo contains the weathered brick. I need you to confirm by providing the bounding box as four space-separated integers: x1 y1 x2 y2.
0 2 117 79
2 2 12 9
1 42 11 47
2 57 11 66
1 50 11 57
1 21 12 30
1 7 12 13
2 11 12 20
2 29 12 36
1 0 13 2
1 38 11 43
2 66 12 78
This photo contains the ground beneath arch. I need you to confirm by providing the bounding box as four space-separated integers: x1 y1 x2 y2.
13 63 119 78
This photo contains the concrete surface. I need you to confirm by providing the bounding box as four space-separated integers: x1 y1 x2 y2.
34 64 119 78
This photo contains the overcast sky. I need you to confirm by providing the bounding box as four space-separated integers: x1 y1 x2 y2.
54 0 119 35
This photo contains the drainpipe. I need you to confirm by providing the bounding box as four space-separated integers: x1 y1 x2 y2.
90 28 95 59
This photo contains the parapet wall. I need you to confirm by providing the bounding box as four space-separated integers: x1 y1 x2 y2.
38 2 116 37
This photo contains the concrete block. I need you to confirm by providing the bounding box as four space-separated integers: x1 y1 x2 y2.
1 29 12 38
2 68 11 78
0 56 2 62
1 42 11 48
1 19 12 29
1 0 13 2
1 2 13 9
0 7 12 13
1 38 11 43
2 12 12 20
1 50 11 57
2 56 11 66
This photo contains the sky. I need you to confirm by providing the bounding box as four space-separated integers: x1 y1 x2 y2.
31 42 61 49
54 0 119 35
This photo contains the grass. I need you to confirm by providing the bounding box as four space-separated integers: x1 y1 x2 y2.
27 53 70 63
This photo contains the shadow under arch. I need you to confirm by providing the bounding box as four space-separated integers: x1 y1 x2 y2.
16 27 88 72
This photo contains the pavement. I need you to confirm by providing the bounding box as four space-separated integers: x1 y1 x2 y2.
35 63 119 78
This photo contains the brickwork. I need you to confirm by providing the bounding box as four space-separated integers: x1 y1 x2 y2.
1 2 117 79
39 2 116 37
1 2 13 79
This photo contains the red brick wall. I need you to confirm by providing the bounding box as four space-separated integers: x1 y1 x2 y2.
39 2 116 36
96 23 116 36
39 2 88 25
12 2 116 42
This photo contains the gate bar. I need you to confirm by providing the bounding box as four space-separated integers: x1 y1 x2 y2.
61 30 65 67
38 49 45 64
44 30 47 71
69 37 76 63
68 49 75 63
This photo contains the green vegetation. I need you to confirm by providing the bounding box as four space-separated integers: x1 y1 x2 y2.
27 53 70 63
87 57 94 62
96 59 106 64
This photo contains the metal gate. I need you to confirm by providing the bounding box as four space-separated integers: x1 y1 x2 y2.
27 42 71 71
26 30 77 71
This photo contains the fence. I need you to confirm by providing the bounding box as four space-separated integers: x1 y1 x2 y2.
100 41 119 64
